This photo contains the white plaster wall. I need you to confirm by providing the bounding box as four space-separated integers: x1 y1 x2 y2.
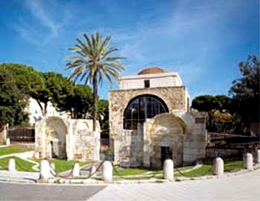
26 98 64 126
119 73 182 90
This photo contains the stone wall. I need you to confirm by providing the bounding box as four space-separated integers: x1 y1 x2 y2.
145 113 186 168
206 148 242 158
35 117 100 161
119 73 182 90
110 86 206 168
177 112 207 165
109 86 188 135
72 121 100 161
0 125 8 145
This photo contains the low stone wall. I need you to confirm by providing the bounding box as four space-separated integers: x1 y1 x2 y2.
206 147 242 158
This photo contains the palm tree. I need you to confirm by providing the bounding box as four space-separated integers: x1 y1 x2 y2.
66 32 125 131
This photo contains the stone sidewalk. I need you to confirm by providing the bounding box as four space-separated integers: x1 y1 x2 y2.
89 168 260 201
0 171 39 183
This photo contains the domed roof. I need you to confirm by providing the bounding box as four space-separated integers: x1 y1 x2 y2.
138 67 167 75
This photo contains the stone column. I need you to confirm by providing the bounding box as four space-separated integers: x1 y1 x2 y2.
8 158 16 173
256 150 260 164
243 153 253 170
143 120 151 167
93 131 100 161
72 163 80 177
6 138 10 146
113 138 120 163
213 157 224 176
0 124 9 145
41 126 46 159
39 160 52 183
163 159 174 180
102 161 113 182
67 120 74 160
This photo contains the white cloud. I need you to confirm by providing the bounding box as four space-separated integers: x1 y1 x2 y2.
13 0 63 46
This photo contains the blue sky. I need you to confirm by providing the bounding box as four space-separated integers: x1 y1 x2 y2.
0 0 259 101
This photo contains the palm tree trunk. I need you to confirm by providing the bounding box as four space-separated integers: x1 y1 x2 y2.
93 72 98 131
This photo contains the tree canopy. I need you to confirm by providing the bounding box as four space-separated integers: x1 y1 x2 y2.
66 32 125 131
0 68 27 129
229 55 260 123
38 72 74 115
70 84 93 119
0 63 44 99
97 99 109 135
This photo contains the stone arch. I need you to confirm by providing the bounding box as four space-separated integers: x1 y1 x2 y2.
146 113 187 168
36 117 68 159
123 94 169 130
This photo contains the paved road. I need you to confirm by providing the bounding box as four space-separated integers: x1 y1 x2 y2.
0 169 259 201
0 183 106 200
90 169 260 201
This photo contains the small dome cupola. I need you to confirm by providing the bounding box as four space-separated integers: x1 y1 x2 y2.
138 67 167 75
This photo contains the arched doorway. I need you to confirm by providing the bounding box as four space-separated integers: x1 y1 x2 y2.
43 117 68 159
123 94 169 130
146 113 187 168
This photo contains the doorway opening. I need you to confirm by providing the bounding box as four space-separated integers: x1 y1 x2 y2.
161 146 172 167
50 141 58 158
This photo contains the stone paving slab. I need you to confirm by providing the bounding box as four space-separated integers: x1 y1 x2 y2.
89 169 260 201
0 170 39 183
0 182 106 201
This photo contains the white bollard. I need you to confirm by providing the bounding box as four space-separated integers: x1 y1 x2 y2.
243 153 253 170
6 138 10 146
102 161 113 182
213 157 224 176
256 150 260 164
39 160 52 183
163 159 174 180
8 158 16 173
72 163 80 177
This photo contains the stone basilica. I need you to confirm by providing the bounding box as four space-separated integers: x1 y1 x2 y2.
109 67 207 168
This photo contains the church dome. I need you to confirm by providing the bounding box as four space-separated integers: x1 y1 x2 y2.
138 67 167 75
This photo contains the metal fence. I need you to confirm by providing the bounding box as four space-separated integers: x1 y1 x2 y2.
8 128 35 142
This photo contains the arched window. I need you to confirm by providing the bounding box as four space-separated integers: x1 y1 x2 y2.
124 95 168 130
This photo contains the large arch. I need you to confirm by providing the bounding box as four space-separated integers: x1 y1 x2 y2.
123 94 169 130
145 113 187 168
36 117 68 159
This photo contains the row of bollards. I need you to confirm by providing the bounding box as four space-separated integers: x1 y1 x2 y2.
7 149 260 183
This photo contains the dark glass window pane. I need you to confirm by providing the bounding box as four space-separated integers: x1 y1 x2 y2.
124 95 168 130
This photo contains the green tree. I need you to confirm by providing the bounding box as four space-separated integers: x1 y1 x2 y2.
66 32 125 131
229 55 260 123
191 95 232 128
0 69 27 130
71 84 93 118
36 72 74 115
97 99 109 135
0 63 44 100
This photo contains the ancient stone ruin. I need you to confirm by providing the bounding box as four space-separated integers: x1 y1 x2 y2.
109 67 207 168
34 116 100 161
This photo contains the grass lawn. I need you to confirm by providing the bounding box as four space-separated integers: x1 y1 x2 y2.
0 146 28 157
175 165 212 177
113 167 150 176
34 159 89 173
224 159 243 172
0 156 36 172
174 157 243 178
